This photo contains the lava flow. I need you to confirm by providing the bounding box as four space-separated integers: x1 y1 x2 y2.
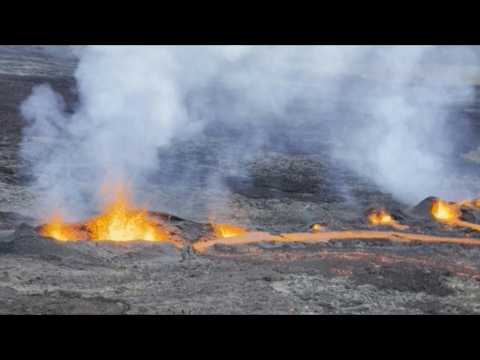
430 198 480 232
193 229 480 252
192 200 480 252
39 184 170 242
366 208 408 230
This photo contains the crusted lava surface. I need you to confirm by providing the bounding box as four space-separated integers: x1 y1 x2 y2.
2 47 480 314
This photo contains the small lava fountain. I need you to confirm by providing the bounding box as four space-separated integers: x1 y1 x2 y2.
366 208 408 230
430 198 480 232
39 212 86 241
430 198 460 223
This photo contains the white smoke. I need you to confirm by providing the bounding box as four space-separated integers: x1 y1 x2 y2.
20 46 253 219
19 45 479 220
330 46 478 204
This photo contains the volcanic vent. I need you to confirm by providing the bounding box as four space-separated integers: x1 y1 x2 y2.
38 182 179 245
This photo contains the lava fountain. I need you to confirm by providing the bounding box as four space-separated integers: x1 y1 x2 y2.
366 208 408 230
430 198 480 231
39 212 86 241
39 182 170 242
430 198 460 223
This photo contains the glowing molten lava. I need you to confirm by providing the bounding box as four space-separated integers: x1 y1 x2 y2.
430 198 480 232
367 208 408 230
212 223 247 238
192 229 480 253
39 212 84 241
430 199 459 223
40 184 169 242
84 186 169 242
310 223 324 233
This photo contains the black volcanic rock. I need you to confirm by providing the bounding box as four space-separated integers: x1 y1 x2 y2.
1 223 88 258
0 230 14 252
0 211 34 230
460 208 477 223
410 196 438 218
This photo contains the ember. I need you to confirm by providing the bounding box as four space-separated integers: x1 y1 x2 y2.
310 223 324 232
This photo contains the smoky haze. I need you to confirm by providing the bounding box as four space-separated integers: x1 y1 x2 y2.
19 46 479 221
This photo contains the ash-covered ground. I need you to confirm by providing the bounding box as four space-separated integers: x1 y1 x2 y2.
2 46 480 314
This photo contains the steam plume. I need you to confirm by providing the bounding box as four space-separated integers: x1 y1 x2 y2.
19 46 479 220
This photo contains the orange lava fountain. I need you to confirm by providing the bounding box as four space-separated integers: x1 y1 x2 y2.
39 212 85 241
430 198 460 223
85 185 169 242
39 183 170 242
367 208 408 230
430 198 480 232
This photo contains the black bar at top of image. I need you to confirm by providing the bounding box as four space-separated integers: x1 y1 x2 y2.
1 5 480 45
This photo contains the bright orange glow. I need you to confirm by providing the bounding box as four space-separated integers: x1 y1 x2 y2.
211 223 247 238
368 208 393 225
431 198 459 223
310 224 324 232
430 198 480 232
85 184 169 242
39 212 85 241
367 208 407 230
39 182 169 242
192 229 480 252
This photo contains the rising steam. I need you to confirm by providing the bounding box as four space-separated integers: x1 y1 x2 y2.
20 46 479 220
